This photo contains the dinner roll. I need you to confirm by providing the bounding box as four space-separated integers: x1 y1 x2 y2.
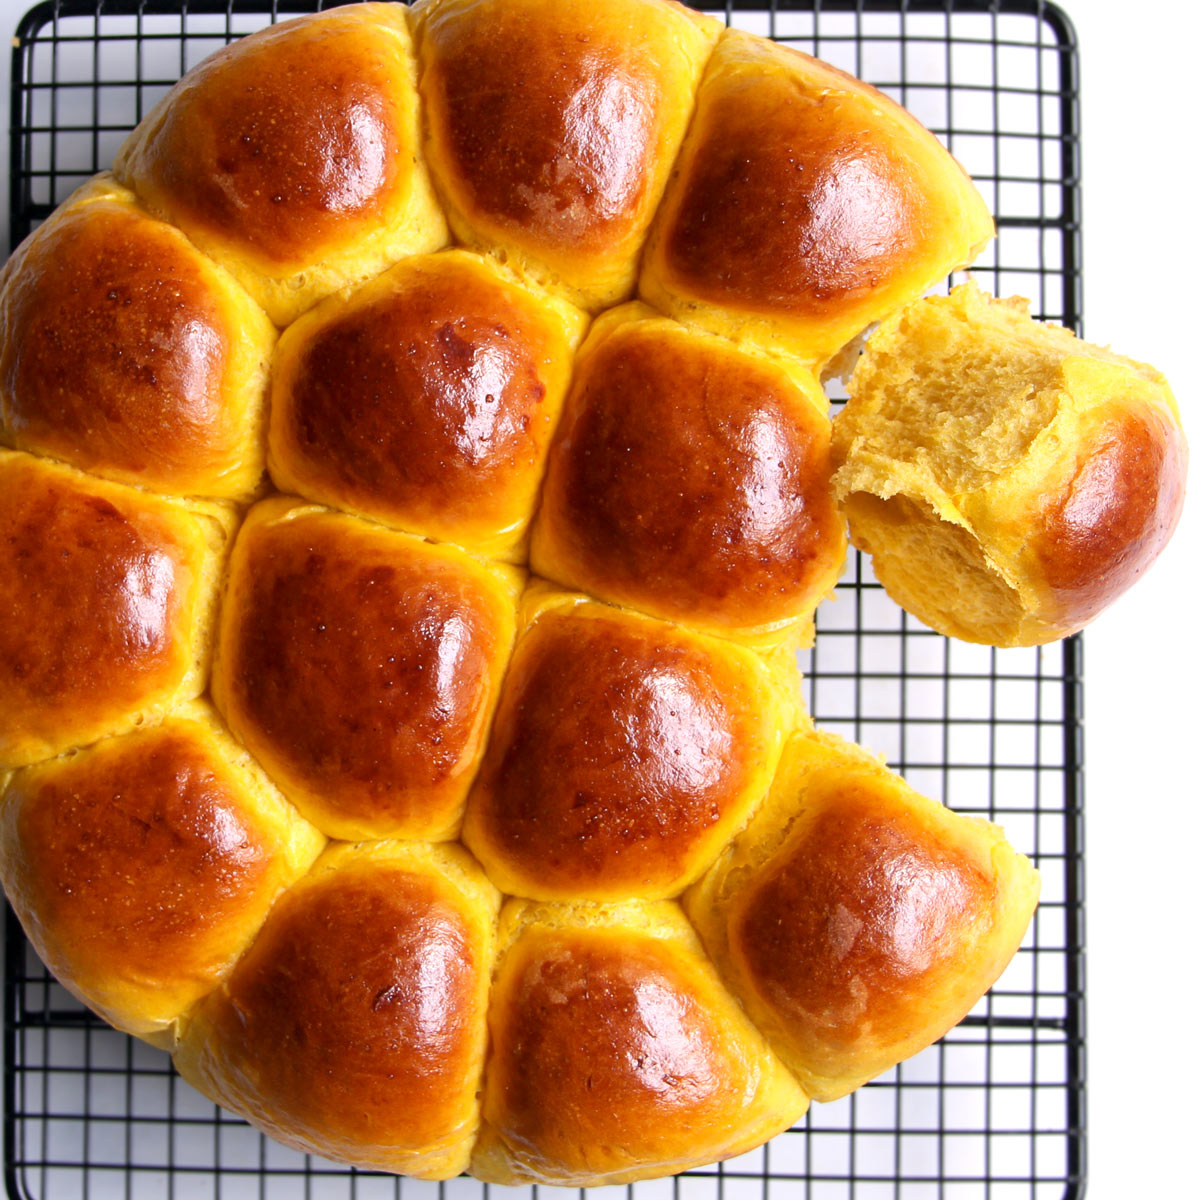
115 4 448 325
685 729 1040 1101
0 702 324 1047
212 498 521 841
472 898 808 1185
640 29 994 371
462 585 804 900
413 0 721 310
831 283 1188 645
174 840 500 1178
268 249 586 559
0 176 276 500
530 303 846 647
0 450 232 769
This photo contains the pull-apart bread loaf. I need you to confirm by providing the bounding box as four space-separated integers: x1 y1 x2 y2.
0 0 1180 1182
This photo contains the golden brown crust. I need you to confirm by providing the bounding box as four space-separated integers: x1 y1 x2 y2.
685 731 1040 1100
0 704 324 1044
212 499 520 840
731 786 992 1042
174 841 499 1178
414 0 720 309
1029 398 1187 630
463 595 791 899
530 307 844 644
121 10 406 263
640 31 993 368
0 178 275 499
0 451 229 769
269 250 585 558
473 900 806 1185
115 5 447 324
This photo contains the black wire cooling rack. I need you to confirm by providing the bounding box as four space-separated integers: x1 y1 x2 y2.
3 1 1085 1197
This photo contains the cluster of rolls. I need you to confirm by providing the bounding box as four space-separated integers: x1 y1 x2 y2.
0 0 1183 1185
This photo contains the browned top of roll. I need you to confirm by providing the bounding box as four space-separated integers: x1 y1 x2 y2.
269 252 581 552
486 926 761 1169
414 0 718 306
419 1 649 247
531 315 843 635
188 855 488 1155
1 202 227 475
214 503 516 839
120 8 417 269
1031 398 1187 630
0 453 212 767
728 779 997 1055
4 724 272 989
661 55 931 311
464 603 774 898
640 32 992 366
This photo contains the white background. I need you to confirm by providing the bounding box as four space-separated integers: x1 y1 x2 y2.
970 0 1200 1185
1062 2 1199 1198
0 0 1195 1197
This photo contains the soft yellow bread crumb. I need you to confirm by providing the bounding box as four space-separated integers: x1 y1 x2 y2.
832 282 1187 646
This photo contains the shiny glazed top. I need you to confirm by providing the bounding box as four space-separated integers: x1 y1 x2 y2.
531 317 844 634
122 8 416 268
1 723 274 995
188 858 488 1154
728 777 996 1062
484 924 763 1172
663 53 928 308
214 505 515 840
641 32 992 365
1031 398 1188 631
464 603 775 898
414 0 718 302
270 252 579 551
0 454 207 768
0 202 234 491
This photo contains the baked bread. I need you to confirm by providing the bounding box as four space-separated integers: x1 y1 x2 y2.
831 282 1188 646
0 450 232 768
413 0 722 311
529 302 846 648
461 583 806 900
684 729 1041 1101
639 29 995 370
211 497 522 842
0 0 1140 1183
0 176 277 500
0 702 325 1046
173 840 500 1177
268 248 587 560
471 898 807 1185
113 2 448 326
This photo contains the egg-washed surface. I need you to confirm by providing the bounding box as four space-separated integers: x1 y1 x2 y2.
0 702 325 1044
0 0 1055 1186
685 729 1040 1103
0 177 277 500
212 499 522 842
462 590 802 900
